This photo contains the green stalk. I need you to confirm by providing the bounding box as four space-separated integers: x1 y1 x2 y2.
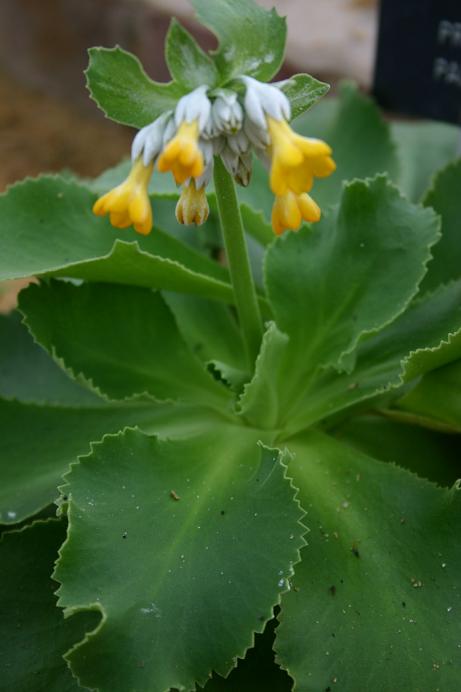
213 156 263 367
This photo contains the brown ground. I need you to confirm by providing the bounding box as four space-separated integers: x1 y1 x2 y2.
0 70 131 312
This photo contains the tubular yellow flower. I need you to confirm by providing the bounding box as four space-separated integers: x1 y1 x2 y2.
92 157 154 235
175 180 209 226
271 190 321 236
157 120 204 185
267 117 336 197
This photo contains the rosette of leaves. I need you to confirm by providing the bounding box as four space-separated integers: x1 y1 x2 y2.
1 1 461 690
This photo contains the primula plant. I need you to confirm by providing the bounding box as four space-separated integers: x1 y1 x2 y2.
1 0 461 690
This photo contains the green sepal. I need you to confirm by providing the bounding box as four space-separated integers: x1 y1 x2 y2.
191 0 286 84
166 18 219 89
279 73 330 120
85 46 186 128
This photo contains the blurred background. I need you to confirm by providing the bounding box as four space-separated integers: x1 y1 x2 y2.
0 0 377 309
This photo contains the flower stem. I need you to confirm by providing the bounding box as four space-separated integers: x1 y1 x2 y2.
213 156 263 367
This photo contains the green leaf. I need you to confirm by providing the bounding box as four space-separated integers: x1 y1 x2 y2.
55 428 305 692
287 279 461 433
20 281 232 409
0 176 234 303
279 74 330 120
0 519 99 692
241 204 274 247
164 292 246 372
421 160 461 293
296 82 399 208
333 414 461 487
238 322 289 429
191 0 286 84
199 618 293 691
0 398 171 524
85 46 186 128
166 19 219 89
398 360 461 430
0 312 100 406
276 430 461 691
264 175 439 426
391 119 459 202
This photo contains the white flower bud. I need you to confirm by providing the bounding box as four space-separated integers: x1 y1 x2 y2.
242 76 291 124
192 140 214 189
131 111 171 165
211 89 243 135
174 85 211 132
227 129 250 156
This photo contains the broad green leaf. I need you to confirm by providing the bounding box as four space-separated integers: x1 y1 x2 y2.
199 618 293 691
295 82 399 208
334 415 461 487
287 279 461 433
279 74 329 120
0 312 99 406
421 160 461 293
164 292 246 371
276 430 461 691
20 282 232 409
0 176 234 302
265 176 439 426
166 19 218 88
238 322 288 429
398 360 461 430
191 0 286 83
85 46 186 128
391 119 459 202
0 520 99 692
55 428 305 692
0 398 172 524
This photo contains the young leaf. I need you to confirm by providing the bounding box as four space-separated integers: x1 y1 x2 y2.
86 46 186 128
166 19 219 88
264 175 440 426
191 0 286 84
0 520 99 692
276 430 461 691
55 428 305 692
279 74 330 120
421 160 461 293
287 279 461 433
20 282 232 409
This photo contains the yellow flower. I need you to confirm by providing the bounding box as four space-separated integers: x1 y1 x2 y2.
175 180 209 226
267 117 336 197
157 120 204 185
271 191 321 236
92 157 154 235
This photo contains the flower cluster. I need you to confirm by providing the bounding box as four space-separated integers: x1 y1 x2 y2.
93 77 335 236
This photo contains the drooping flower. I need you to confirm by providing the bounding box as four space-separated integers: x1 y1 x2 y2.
242 75 335 233
176 179 210 226
92 157 154 235
271 191 321 236
157 86 211 184
93 69 335 236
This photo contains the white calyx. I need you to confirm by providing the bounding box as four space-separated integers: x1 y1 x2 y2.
174 84 211 131
131 111 172 165
241 75 291 147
